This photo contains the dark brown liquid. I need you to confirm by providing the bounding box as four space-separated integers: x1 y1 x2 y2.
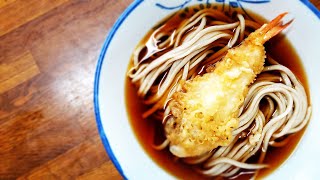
125 4 310 180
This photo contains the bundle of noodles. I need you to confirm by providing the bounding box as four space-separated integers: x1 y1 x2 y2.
127 8 311 178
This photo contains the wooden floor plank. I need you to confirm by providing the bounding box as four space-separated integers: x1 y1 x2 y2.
0 0 69 36
0 107 87 179
76 162 123 180
17 136 109 180
0 51 40 94
0 0 16 9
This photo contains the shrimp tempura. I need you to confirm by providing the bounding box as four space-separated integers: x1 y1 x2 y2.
165 13 292 157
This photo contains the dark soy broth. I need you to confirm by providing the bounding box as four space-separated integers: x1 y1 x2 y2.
125 4 310 180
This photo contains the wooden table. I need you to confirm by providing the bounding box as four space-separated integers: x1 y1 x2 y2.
0 0 319 179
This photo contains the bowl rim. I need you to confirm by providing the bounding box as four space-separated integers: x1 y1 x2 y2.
93 0 319 179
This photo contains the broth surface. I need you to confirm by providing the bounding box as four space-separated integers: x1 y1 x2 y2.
125 4 310 179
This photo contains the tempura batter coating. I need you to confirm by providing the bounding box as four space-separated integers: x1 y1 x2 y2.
165 13 291 157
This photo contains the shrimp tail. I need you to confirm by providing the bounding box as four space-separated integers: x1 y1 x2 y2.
247 12 293 45
262 13 293 43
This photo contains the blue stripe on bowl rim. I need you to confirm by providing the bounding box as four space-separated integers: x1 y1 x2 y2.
93 0 319 179
300 0 320 18
93 0 143 179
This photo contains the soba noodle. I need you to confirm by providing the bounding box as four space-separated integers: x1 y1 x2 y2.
127 8 311 178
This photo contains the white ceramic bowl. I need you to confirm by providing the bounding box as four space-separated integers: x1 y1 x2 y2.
94 0 320 179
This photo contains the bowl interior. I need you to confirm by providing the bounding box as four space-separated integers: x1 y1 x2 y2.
94 0 320 179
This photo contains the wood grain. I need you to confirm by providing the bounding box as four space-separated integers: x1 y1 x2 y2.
0 0 69 36
0 0 16 9
0 0 131 179
17 137 108 180
0 0 318 179
0 51 39 94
